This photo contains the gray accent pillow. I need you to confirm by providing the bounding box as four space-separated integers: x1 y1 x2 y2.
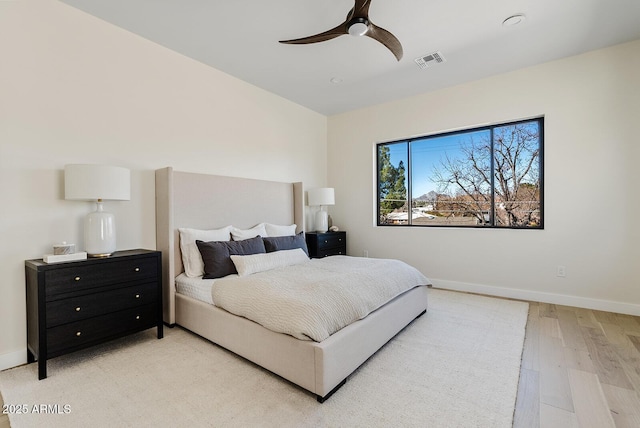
196 236 266 279
262 232 309 256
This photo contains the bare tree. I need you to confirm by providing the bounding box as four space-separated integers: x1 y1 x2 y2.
431 123 541 227
493 124 541 226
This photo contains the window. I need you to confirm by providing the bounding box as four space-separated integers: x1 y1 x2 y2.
377 118 543 228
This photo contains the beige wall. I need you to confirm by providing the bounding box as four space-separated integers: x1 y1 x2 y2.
328 39 640 314
0 0 327 369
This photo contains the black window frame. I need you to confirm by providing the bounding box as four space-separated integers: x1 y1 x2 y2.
376 117 544 229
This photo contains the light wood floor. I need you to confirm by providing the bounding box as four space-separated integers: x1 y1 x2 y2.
1 301 639 427
513 301 640 427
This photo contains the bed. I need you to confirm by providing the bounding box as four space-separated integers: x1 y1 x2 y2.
155 167 429 402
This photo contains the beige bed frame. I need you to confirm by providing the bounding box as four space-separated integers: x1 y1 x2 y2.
155 167 429 401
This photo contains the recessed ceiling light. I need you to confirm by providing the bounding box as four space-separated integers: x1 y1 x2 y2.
330 77 343 84
502 14 526 27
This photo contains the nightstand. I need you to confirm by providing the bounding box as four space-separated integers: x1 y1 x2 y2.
25 249 163 380
305 231 346 258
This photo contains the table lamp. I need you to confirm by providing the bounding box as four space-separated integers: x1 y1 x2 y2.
308 188 335 233
64 164 130 257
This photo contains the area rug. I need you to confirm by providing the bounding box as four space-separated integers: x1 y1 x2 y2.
0 289 528 427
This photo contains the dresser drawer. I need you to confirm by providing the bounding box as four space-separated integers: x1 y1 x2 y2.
316 247 346 258
316 233 346 250
45 257 157 299
46 281 158 327
47 303 157 357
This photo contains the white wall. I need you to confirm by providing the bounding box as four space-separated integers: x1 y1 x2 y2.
0 0 327 369
328 40 640 314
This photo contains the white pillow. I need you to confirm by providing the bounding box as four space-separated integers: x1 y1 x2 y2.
179 226 232 278
230 248 309 277
231 224 267 240
264 223 297 237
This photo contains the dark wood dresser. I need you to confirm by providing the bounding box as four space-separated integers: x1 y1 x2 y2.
25 249 163 379
305 231 347 258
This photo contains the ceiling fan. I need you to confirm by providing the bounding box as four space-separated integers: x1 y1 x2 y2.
279 0 403 61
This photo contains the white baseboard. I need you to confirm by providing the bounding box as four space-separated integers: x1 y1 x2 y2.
0 348 27 372
431 278 640 316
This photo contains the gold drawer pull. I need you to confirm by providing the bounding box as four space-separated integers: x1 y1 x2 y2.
136 315 140 320
76 331 82 337
74 276 81 281
75 307 81 312
135 294 140 299
134 267 140 272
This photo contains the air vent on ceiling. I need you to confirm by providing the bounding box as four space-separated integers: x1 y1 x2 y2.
414 51 446 69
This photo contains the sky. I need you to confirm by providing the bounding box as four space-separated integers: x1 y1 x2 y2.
386 130 488 197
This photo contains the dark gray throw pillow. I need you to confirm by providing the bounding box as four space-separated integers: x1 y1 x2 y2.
196 236 266 279
262 232 309 256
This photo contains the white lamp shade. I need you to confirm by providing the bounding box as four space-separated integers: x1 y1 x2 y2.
307 188 335 206
65 164 130 201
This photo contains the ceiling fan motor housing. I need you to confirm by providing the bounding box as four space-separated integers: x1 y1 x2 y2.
348 17 370 36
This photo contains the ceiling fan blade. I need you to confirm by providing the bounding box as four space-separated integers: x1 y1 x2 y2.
279 23 348 45
366 23 403 61
351 0 372 19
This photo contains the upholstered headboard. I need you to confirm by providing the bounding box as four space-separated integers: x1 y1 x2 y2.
155 167 304 324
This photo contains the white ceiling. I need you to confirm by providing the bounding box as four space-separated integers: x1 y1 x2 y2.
60 0 640 116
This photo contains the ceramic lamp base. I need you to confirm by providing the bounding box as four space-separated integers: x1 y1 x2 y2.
315 208 329 233
84 201 116 257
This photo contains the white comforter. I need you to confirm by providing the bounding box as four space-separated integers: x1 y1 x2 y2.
211 256 430 342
